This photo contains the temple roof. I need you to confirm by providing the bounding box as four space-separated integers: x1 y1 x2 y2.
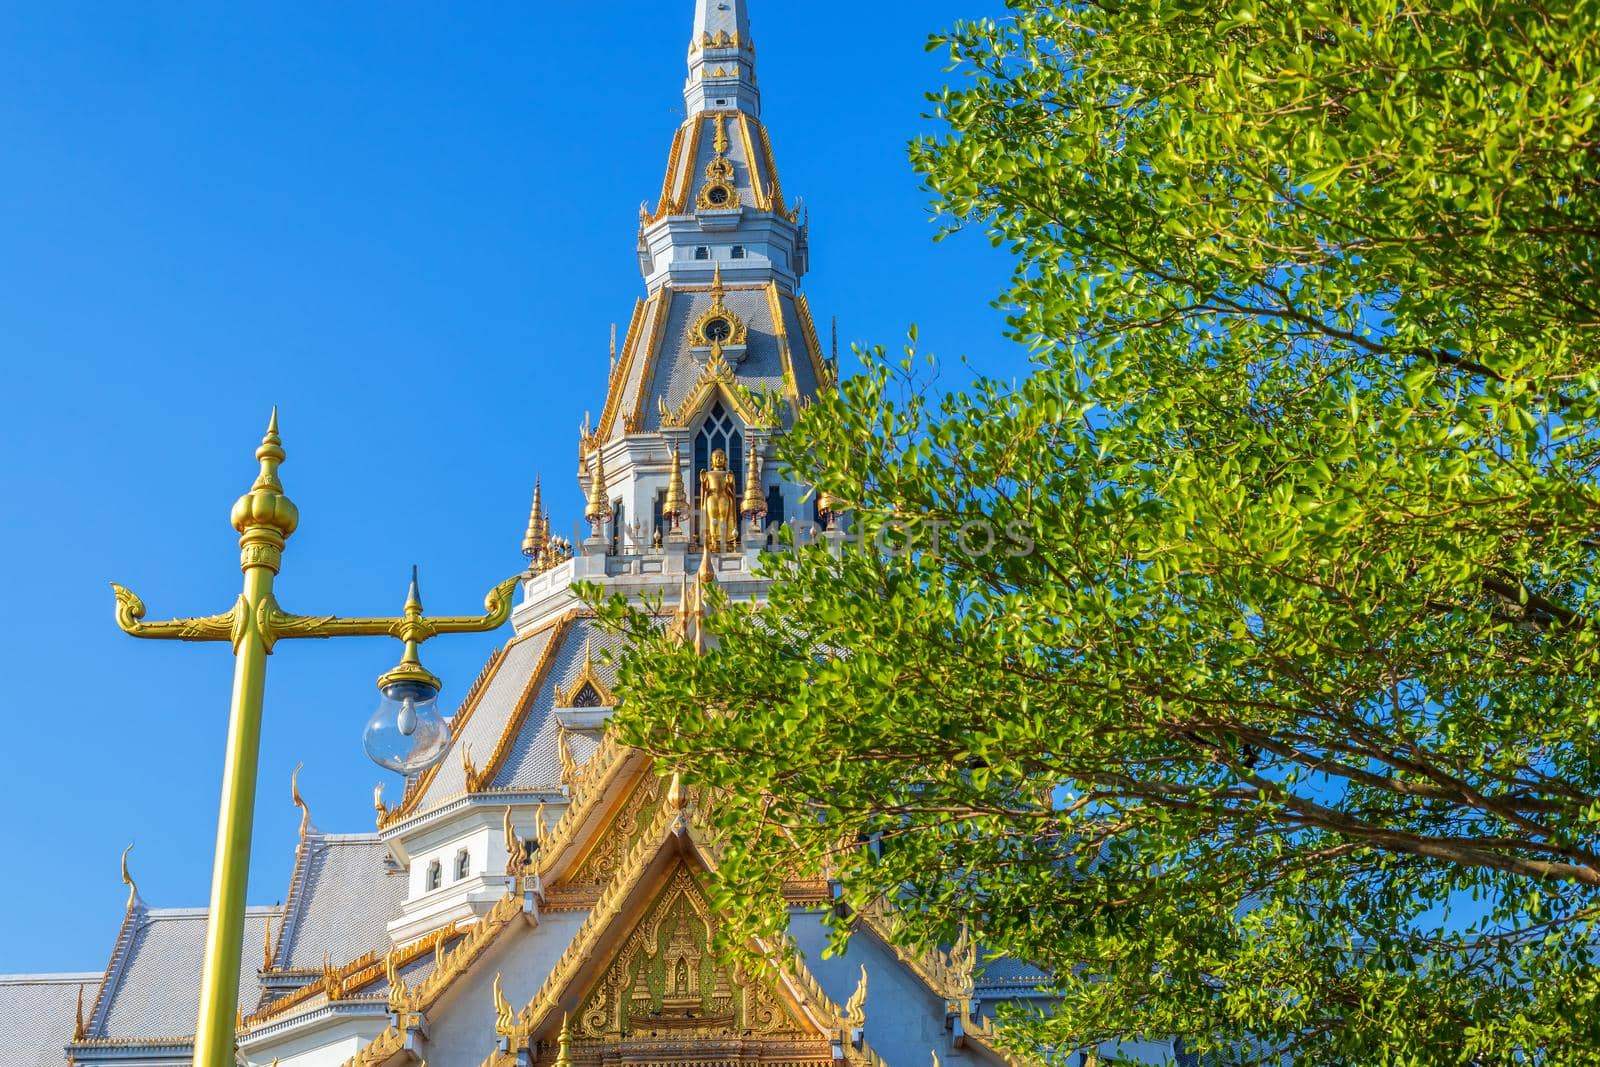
86 904 278 1041
0 972 98 1067
269 831 407 974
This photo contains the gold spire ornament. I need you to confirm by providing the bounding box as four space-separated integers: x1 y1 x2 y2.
845 964 868 1030
741 439 766 519
662 447 688 533
555 1013 575 1067
584 440 613 527
109 409 517 1067
74 983 88 1041
522 478 547 564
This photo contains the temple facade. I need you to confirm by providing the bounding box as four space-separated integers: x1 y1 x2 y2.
0 2 1127 1065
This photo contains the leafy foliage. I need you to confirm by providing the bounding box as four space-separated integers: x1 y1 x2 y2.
594 1 1600 1062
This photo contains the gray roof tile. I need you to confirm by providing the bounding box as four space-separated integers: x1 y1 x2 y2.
274 833 406 971
0 972 99 1067
93 907 277 1040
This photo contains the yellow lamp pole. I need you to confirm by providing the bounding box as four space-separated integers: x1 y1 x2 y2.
110 411 516 1067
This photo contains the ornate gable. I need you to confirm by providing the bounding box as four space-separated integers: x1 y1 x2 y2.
571 861 809 1042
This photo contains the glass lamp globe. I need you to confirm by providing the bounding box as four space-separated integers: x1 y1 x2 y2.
364 676 450 775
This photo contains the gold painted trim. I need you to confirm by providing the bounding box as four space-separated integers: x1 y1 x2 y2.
624 289 676 435
595 297 648 441
653 127 686 220
470 612 576 792
766 282 801 405
671 119 704 215
737 113 770 211
795 294 833 388
756 120 788 217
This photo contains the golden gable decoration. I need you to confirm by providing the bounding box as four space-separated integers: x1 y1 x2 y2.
573 865 805 1039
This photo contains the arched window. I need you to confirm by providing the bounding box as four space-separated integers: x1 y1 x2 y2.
426 860 442 892
455 849 471 881
693 401 744 541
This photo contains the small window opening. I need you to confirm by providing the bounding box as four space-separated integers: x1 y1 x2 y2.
455 849 471 881
426 860 442 892
731 245 747 260
693 246 710 260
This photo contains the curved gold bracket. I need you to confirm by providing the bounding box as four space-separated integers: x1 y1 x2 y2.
110 575 519 654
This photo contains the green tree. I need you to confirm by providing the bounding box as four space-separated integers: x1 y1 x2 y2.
593 2 1600 1062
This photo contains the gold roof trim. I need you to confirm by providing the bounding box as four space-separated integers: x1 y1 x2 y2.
756 119 790 218
661 348 771 431
596 297 649 441
766 282 801 404
468 612 576 792
671 118 705 215
737 113 772 212
794 293 832 389
246 920 459 1029
623 289 676 438
652 126 687 220
535 739 638 882
379 643 510 829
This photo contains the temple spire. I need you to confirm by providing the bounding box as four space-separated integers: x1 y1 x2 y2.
685 0 760 117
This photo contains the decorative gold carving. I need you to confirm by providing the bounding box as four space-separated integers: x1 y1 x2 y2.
713 113 730 157
558 726 579 785
341 1023 404 1067
503 806 531 876
74 983 87 1042
599 297 649 439
570 776 666 888
494 972 515 1034
556 637 616 707
688 269 748 350
662 348 771 432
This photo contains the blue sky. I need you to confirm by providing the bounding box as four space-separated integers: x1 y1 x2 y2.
0 1 1019 971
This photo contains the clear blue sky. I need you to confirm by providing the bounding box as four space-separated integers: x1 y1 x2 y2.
0 1 1020 971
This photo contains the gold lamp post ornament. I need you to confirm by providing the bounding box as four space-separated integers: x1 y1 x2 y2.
110 410 516 1067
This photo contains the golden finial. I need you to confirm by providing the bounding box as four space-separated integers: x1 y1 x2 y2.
263 909 275 972
373 782 387 820
663 447 687 529
584 441 612 525
713 113 729 157
697 542 716 585
667 771 685 812
711 261 725 299
120 844 141 910
555 1013 574 1067
229 408 299 570
741 439 766 518
461 743 478 785
844 964 868 1029
73 983 88 1041
290 762 313 838
435 935 448 970
522 478 546 562
931 1053 941 1067
534 800 549 846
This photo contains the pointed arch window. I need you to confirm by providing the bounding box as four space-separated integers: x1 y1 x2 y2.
764 486 784 531
693 400 744 523
455 849 471 881
426 860 442 892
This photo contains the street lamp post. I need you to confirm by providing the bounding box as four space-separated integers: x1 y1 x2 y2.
109 410 516 1067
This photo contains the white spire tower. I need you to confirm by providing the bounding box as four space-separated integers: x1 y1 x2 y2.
685 0 760 117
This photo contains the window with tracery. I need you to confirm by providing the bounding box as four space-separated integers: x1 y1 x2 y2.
692 401 745 544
